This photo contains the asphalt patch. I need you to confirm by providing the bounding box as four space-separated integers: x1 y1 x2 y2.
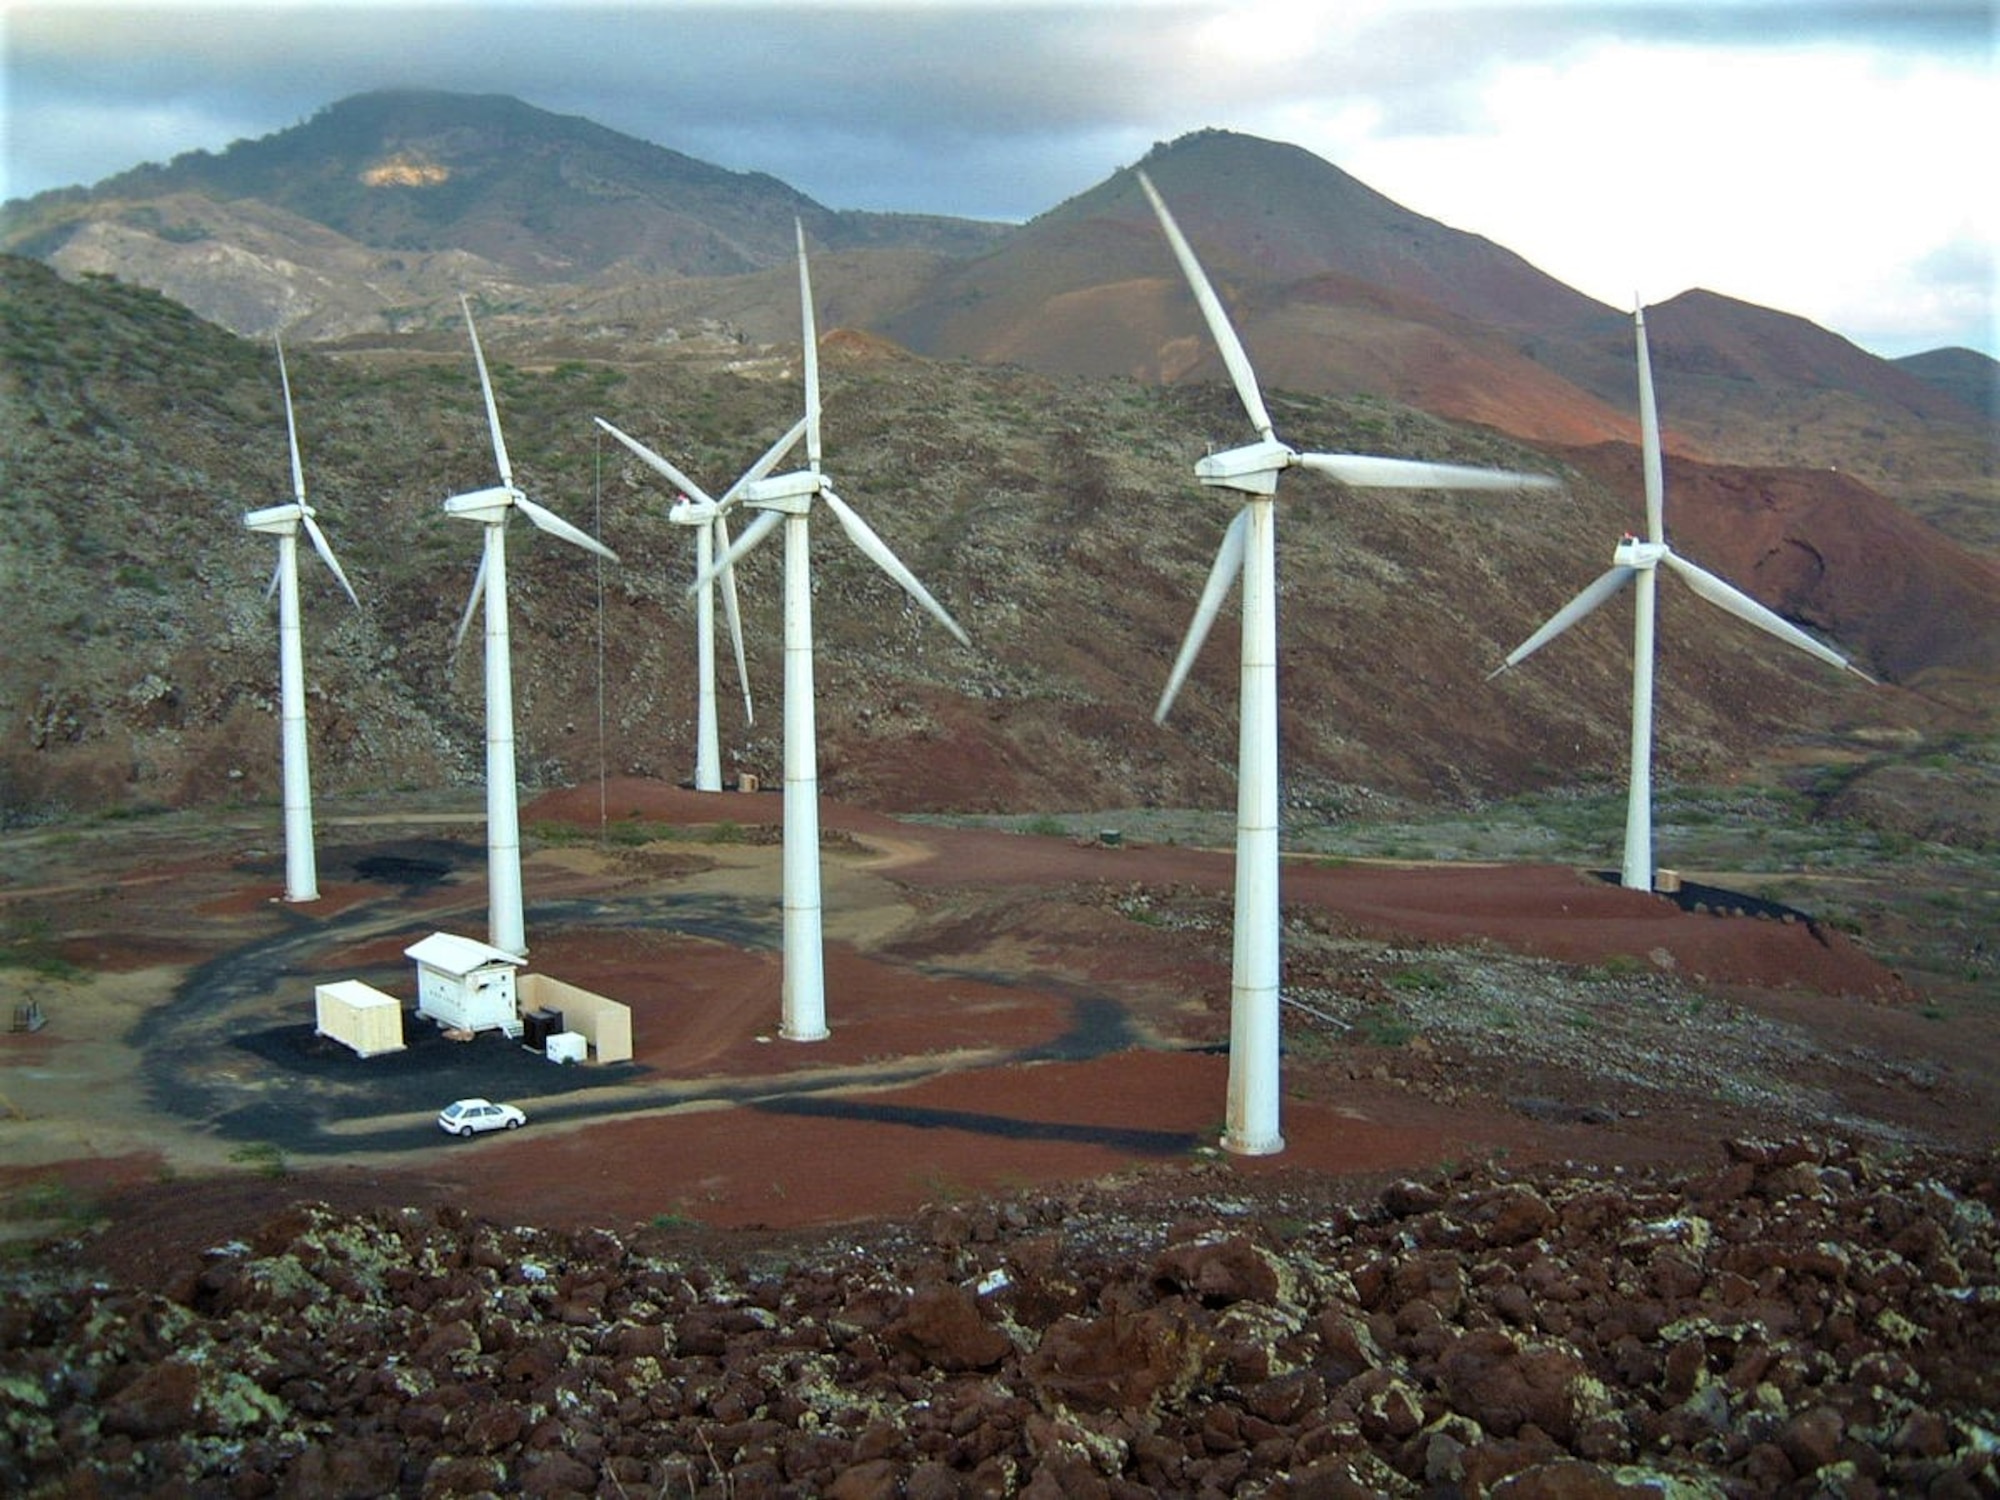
216 1017 646 1152
330 839 476 891
1592 869 1824 931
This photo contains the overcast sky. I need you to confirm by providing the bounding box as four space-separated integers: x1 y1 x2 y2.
3 1 1995 359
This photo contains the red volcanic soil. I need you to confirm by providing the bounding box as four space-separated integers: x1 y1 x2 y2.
15 777 1987 1284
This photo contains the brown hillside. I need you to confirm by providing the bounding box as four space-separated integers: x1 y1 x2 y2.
1562 442 2000 687
893 231 1633 451
8 257 1987 831
1531 295 1998 554
1208 281 1632 450
885 135 1638 452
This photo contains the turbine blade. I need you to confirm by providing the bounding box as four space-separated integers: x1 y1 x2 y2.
1137 171 1275 441
300 511 360 608
594 418 715 507
275 335 306 506
821 486 969 646
265 556 283 602
1489 565 1636 677
715 514 753 723
1635 304 1665 545
1660 551 1875 681
1155 505 1250 722
1298 452 1559 491
721 415 810 504
460 295 513 487
514 492 619 563
796 221 822 471
691 507 783 598
453 549 489 653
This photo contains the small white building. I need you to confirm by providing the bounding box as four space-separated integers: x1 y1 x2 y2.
404 931 524 1036
314 980 406 1058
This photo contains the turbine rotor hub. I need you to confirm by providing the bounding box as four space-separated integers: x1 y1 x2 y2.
1614 536 1668 569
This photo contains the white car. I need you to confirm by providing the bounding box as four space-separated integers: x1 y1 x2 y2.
438 1098 526 1137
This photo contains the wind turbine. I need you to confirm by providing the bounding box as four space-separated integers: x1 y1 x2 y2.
445 295 619 956
1490 303 1873 891
593 413 807 791
1138 171 1556 1157
243 336 359 904
697 220 968 1042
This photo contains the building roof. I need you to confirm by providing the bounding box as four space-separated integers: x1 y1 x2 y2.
403 931 524 976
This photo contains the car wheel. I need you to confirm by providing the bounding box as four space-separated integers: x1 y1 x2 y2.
456 1124 473 1137
505 1119 521 1130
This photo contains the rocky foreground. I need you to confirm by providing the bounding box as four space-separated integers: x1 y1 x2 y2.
3 1138 1996 1499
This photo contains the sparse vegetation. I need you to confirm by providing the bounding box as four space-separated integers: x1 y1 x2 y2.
1353 1009 1418 1048
0 918 84 982
1388 961 1451 996
0 1178 89 1231
227 1142 290 1179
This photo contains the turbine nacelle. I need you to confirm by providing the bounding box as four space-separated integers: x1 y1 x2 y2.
246 498 359 607
243 501 310 536
668 496 719 526
1614 536 1668 569
738 470 821 514
444 485 520 525
1195 439 1294 495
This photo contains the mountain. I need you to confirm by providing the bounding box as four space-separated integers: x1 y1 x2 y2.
880 129 1636 451
0 89 1008 340
12 89 1012 273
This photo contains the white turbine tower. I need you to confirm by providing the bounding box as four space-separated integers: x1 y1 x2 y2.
698 220 968 1041
243 336 359 904
445 296 619 956
593 413 807 791
1139 171 1557 1157
1491 304 1873 891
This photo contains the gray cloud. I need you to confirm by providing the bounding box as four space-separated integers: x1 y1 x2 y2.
6 6 1185 211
